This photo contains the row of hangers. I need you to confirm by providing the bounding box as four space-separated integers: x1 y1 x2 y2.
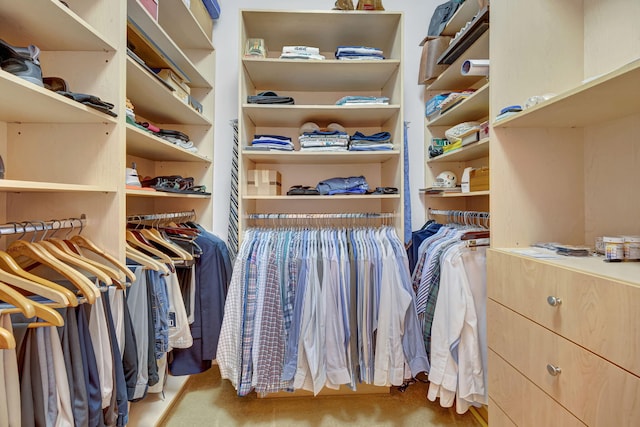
0 217 136 349
125 211 202 274
426 209 490 246
0 212 204 349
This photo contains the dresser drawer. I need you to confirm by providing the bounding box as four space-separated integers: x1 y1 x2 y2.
487 249 640 376
488 397 517 427
488 349 584 427
488 300 640 427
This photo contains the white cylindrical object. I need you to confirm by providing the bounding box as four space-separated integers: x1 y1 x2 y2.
461 59 490 76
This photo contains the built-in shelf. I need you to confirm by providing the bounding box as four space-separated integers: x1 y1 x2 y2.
441 0 481 37
244 194 400 201
0 180 115 193
243 104 400 127
158 1 213 50
426 31 489 91
495 249 640 288
126 189 211 198
493 58 640 129
0 0 116 51
241 10 402 56
127 0 212 88
427 138 489 163
242 58 400 92
0 72 118 124
126 124 212 162
427 82 490 126
127 58 212 126
421 190 490 198
244 151 400 165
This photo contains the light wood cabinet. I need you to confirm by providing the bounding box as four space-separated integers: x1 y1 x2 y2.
0 0 125 255
422 3 489 215
237 9 404 240
488 0 640 424
1 1 215 424
125 0 215 226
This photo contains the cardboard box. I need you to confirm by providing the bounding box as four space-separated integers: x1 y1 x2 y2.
418 36 451 85
469 167 489 192
246 170 281 196
140 0 158 20
156 68 190 104
189 0 213 41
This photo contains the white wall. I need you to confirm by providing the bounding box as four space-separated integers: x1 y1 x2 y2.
211 0 438 239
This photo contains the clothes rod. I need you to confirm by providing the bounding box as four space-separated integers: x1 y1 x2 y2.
126 210 196 222
246 213 397 219
428 209 489 217
0 214 87 237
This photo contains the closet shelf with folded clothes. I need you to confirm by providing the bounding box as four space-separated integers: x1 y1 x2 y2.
242 150 400 164
426 82 489 126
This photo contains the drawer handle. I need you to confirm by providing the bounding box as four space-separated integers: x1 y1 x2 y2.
547 296 562 307
547 364 562 376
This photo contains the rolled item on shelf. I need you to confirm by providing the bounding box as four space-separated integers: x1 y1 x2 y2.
461 59 490 76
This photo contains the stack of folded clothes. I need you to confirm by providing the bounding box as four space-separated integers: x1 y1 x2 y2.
280 45 325 60
250 134 294 151
336 95 389 105
298 122 349 152
335 45 384 60
316 175 369 195
349 131 393 151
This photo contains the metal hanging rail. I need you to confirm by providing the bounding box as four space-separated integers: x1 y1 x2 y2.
126 210 196 223
245 212 398 228
428 209 490 227
0 214 87 237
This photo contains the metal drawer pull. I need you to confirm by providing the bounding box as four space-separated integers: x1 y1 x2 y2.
547 364 562 376
547 296 562 307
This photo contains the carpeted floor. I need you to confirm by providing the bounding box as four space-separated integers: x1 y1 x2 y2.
161 366 482 427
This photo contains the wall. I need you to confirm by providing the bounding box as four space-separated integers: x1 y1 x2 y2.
211 0 440 238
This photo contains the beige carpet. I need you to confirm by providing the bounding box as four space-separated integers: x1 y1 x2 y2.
161 366 482 427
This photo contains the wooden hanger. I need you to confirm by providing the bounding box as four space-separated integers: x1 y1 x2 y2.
70 234 137 283
0 281 36 318
139 228 193 261
125 243 170 275
36 240 114 286
0 250 76 306
26 299 65 327
7 239 99 304
0 326 16 350
45 238 128 290
126 230 173 264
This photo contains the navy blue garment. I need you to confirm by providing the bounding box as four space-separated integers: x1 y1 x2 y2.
407 222 443 272
102 295 129 427
350 131 391 142
169 227 231 375
77 304 105 427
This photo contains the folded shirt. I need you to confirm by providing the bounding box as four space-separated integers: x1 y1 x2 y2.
336 96 390 105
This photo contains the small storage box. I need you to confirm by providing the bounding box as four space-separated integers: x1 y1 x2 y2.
156 68 190 104
469 167 489 192
418 36 451 85
246 170 281 196
140 0 158 20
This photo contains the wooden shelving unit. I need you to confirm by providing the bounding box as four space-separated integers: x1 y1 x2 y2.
488 0 640 424
238 9 405 240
